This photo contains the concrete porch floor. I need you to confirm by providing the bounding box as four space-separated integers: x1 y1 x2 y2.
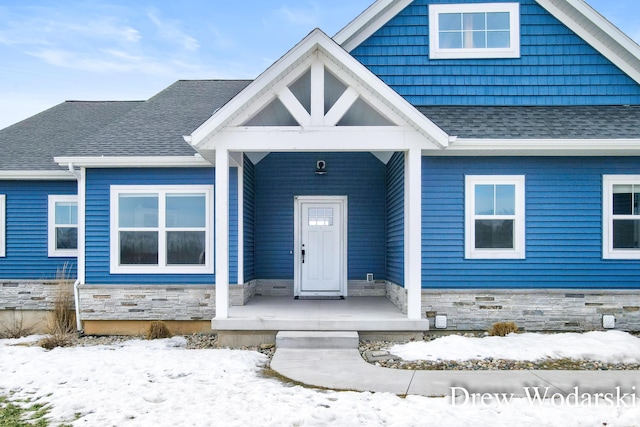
211 296 430 332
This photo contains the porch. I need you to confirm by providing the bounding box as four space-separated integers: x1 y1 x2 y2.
212 295 430 332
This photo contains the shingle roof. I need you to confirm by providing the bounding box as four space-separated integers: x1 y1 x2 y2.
0 101 142 171
65 80 251 157
417 106 640 139
3 80 640 173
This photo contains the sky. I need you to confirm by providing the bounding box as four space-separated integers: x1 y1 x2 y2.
0 0 638 130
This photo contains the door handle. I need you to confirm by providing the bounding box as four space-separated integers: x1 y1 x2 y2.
301 249 305 263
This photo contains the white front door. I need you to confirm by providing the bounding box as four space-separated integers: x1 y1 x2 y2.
294 196 347 296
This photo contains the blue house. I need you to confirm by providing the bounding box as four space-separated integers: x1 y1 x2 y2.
2 0 640 338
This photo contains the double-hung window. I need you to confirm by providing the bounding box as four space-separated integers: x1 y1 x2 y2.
603 175 640 259
110 185 213 274
429 3 520 59
0 195 5 257
48 195 78 257
465 176 525 259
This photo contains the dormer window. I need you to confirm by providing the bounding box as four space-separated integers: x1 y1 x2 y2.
429 3 520 59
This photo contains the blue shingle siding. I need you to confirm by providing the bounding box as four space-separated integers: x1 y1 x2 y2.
386 152 404 286
422 156 640 289
243 155 256 282
84 167 237 285
254 153 386 280
351 0 640 105
0 181 77 279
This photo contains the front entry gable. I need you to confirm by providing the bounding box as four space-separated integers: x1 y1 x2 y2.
186 29 450 153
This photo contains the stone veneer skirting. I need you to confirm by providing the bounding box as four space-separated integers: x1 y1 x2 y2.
0 280 70 311
78 281 257 322
422 289 640 332
5 280 640 331
255 279 386 297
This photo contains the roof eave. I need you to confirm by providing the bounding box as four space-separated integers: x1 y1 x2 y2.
54 156 213 168
0 170 76 180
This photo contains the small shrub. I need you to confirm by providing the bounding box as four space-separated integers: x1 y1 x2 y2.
0 313 37 339
146 321 172 340
38 333 75 350
488 321 519 337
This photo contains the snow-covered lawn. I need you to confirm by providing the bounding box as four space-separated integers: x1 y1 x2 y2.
389 330 640 363
0 333 639 426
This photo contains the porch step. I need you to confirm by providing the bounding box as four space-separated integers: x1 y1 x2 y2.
276 331 359 349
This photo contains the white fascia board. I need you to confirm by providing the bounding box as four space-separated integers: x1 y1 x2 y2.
333 0 413 52
211 126 430 152
54 156 213 168
536 0 640 85
426 138 640 156
0 170 76 180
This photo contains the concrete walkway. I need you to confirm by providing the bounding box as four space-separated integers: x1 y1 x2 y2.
271 348 640 398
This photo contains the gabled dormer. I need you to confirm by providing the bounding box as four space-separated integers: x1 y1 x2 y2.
335 0 640 106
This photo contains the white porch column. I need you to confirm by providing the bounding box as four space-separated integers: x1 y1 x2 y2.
215 148 230 319
405 147 422 320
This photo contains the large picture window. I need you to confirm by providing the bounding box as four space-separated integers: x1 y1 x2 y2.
48 195 78 257
110 186 213 274
0 195 5 257
603 175 640 259
429 3 520 59
465 175 525 259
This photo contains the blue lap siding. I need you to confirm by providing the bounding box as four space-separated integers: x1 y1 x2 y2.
0 180 77 279
351 0 640 106
243 155 256 282
85 168 237 285
254 152 386 280
386 152 404 286
422 156 640 289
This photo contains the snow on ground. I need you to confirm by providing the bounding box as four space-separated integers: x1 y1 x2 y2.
388 330 640 363
0 334 638 426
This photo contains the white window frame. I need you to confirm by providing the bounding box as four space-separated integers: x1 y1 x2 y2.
0 195 5 257
429 3 520 59
110 185 214 274
48 195 78 257
465 175 525 259
603 175 640 260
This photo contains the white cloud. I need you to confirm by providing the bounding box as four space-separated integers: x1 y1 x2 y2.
28 48 171 75
275 3 321 27
147 10 199 51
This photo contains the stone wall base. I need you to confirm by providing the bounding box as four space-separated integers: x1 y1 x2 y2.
255 279 386 297
422 289 640 332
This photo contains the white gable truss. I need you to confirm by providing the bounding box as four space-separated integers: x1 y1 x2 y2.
186 28 450 156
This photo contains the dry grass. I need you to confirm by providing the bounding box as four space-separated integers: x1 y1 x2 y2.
39 264 76 350
0 313 37 339
488 321 519 337
146 321 172 340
